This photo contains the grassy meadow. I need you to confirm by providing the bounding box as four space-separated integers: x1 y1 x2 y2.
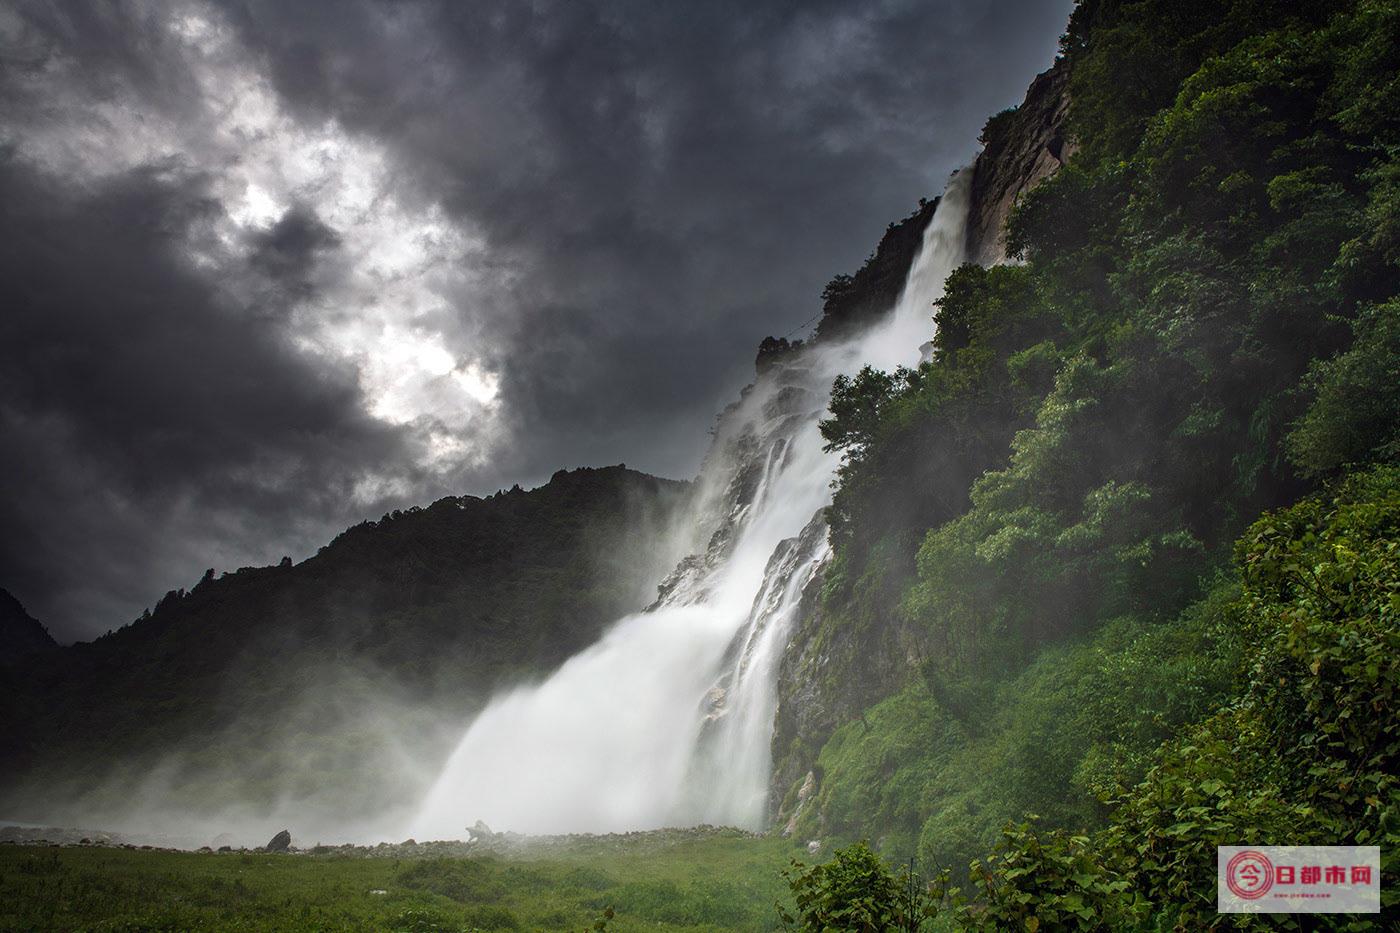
0 832 806 932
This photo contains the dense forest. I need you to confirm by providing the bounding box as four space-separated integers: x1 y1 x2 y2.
781 0 1399 926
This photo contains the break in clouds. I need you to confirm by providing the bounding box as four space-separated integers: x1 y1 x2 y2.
0 0 1070 640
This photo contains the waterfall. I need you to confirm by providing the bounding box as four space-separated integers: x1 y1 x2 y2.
407 167 972 839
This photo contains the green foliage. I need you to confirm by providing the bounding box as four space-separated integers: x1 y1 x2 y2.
1095 468 1400 926
397 858 507 904
899 348 1211 691
778 842 935 932
801 3 1400 927
1288 300 1400 476
1063 0 1339 166
940 821 1138 931
979 107 1019 147
823 366 912 457
933 469 1400 929
819 263 1054 606
801 589 1242 876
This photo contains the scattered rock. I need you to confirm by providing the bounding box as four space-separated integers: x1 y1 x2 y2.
263 830 292 852
807 839 822 856
369 889 388 896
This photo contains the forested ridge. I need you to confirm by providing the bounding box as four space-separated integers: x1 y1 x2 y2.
0 466 689 831
781 0 1400 926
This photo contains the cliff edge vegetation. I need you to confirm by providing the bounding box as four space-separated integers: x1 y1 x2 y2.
779 0 1400 925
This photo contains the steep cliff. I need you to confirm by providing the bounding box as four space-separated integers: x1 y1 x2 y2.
966 58 1074 266
767 55 1073 830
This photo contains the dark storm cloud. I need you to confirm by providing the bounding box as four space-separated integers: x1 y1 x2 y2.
223 0 1073 477
0 0 1072 640
0 154 417 634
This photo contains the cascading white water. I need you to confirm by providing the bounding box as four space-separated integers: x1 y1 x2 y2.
408 168 972 839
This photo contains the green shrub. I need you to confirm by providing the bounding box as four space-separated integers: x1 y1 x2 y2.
778 842 935 932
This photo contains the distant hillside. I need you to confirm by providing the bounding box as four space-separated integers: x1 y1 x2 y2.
0 589 56 659
0 465 690 835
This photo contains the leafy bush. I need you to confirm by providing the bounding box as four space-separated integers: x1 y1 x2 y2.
778 842 935 932
941 821 1138 931
1288 300 1400 477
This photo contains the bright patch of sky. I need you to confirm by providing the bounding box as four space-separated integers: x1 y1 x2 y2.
5 1 504 485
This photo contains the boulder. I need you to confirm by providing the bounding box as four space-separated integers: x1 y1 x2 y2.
263 829 292 852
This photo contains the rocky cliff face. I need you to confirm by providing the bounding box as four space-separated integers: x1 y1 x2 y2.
966 58 1074 266
767 56 1073 830
767 566 919 822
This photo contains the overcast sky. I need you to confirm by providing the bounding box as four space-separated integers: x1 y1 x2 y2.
0 0 1071 641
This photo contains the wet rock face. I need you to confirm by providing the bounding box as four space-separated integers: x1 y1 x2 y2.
767 560 914 828
781 771 818 837
966 57 1074 266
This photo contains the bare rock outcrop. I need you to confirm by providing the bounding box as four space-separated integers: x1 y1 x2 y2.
966 58 1075 266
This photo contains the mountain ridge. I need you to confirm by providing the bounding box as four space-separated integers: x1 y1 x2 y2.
0 464 691 832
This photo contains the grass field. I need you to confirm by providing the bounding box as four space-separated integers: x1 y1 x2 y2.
0 832 806 932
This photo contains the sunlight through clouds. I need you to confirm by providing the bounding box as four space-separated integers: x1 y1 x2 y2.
8 0 506 476
0 0 1074 637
